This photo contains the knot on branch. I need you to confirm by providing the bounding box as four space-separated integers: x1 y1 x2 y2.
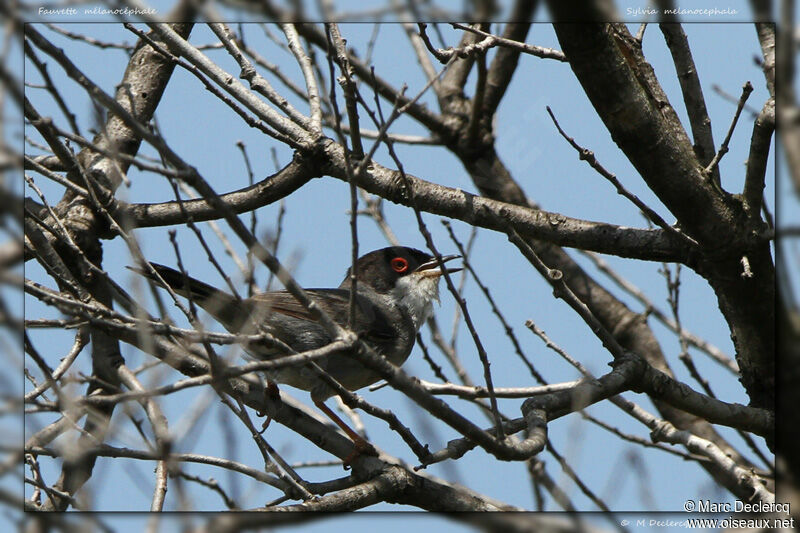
239 64 255 80
649 420 674 443
546 268 563 281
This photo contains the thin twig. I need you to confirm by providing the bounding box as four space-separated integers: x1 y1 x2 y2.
443 220 546 384
366 72 506 441
452 22 567 62
546 106 699 249
704 81 754 175
579 250 738 374
281 23 322 135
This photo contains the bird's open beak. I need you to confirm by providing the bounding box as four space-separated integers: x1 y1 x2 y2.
415 254 463 277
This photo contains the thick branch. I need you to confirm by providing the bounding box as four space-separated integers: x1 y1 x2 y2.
659 23 719 184
743 98 775 217
119 154 318 229
320 140 688 262
482 2 538 116
546 14 775 413
547 18 738 248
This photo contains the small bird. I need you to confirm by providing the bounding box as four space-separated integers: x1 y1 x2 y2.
135 247 460 462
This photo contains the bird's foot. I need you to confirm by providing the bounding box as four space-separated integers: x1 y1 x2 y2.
266 380 281 400
342 436 379 470
256 382 282 431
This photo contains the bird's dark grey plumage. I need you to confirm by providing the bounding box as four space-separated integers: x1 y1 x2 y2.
136 247 460 401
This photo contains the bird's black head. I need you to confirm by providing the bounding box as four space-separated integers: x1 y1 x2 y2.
340 246 459 294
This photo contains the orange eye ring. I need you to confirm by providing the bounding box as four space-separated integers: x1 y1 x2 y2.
391 257 409 273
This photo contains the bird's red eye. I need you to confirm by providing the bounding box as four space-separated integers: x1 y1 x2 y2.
391 257 409 273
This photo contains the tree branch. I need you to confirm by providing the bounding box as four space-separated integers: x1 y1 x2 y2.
321 140 688 262
659 23 720 184
743 97 775 218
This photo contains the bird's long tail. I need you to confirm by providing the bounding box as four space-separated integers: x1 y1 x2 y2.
130 263 242 330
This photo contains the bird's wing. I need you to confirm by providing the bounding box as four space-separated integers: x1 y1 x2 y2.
250 289 397 340
133 263 398 341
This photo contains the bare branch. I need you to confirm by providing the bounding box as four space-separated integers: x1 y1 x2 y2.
659 23 719 184
704 81 754 176
743 97 775 218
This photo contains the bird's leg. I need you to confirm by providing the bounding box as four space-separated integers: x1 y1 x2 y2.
314 400 378 468
266 379 281 399
258 380 282 434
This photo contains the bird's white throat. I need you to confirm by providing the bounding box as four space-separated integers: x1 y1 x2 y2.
391 273 441 330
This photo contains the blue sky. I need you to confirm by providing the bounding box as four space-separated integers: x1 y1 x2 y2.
13 1 782 531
